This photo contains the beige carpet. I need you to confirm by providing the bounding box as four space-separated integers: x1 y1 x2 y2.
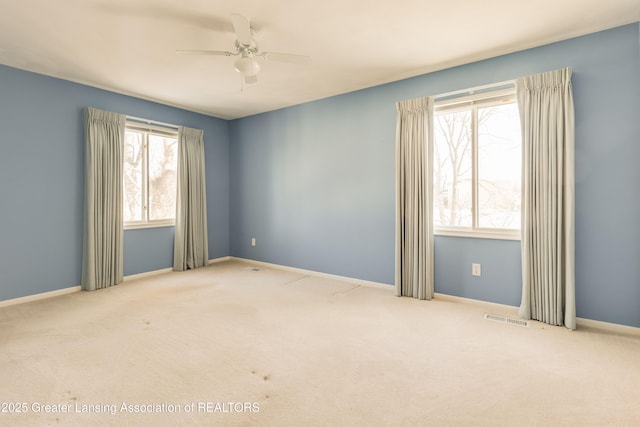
1 260 638 426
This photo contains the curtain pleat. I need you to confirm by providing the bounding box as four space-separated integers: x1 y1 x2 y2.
395 96 434 300
82 107 125 291
517 68 576 329
173 126 209 271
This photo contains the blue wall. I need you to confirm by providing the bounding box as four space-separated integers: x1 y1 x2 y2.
230 23 640 327
229 92 395 283
0 65 230 299
434 237 522 306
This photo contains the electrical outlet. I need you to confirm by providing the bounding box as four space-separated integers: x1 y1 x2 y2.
251 238 256 247
472 263 481 277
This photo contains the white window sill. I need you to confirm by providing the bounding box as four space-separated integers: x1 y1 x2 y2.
435 228 521 241
124 222 175 231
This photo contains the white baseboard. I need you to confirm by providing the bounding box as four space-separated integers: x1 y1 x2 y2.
123 267 173 282
123 256 231 282
4 256 638 336
430 291 640 337
434 293 519 315
1 257 233 308
1 265 178 307
230 257 394 290
230 257 640 337
0 286 81 308
574 316 640 337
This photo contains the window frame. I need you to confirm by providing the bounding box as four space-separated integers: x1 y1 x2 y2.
433 86 521 241
123 121 179 230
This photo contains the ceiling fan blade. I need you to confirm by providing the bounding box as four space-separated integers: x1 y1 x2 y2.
231 14 253 46
261 52 312 65
244 74 258 85
176 50 235 56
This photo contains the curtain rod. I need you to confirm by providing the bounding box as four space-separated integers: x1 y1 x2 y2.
433 79 515 102
126 115 180 131
434 88 516 110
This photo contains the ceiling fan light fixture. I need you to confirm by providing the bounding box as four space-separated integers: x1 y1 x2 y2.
233 55 261 76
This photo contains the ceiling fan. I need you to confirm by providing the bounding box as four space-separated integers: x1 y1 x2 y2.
178 14 311 86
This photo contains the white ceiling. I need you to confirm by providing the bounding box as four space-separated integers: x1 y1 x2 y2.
1 0 638 119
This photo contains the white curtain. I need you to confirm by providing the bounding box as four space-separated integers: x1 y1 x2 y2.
516 68 576 329
395 96 434 299
173 126 209 271
82 107 126 291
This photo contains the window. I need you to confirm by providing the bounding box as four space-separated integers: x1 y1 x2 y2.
433 87 521 239
123 122 178 229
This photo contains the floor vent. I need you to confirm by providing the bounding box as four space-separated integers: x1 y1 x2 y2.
484 313 529 327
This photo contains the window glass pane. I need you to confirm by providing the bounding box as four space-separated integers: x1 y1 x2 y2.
123 131 143 222
434 111 472 227
148 134 178 221
477 103 521 229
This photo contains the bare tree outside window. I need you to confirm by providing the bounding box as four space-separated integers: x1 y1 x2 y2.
477 104 521 229
433 97 521 233
124 131 143 223
148 135 178 221
434 110 472 227
123 128 178 227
